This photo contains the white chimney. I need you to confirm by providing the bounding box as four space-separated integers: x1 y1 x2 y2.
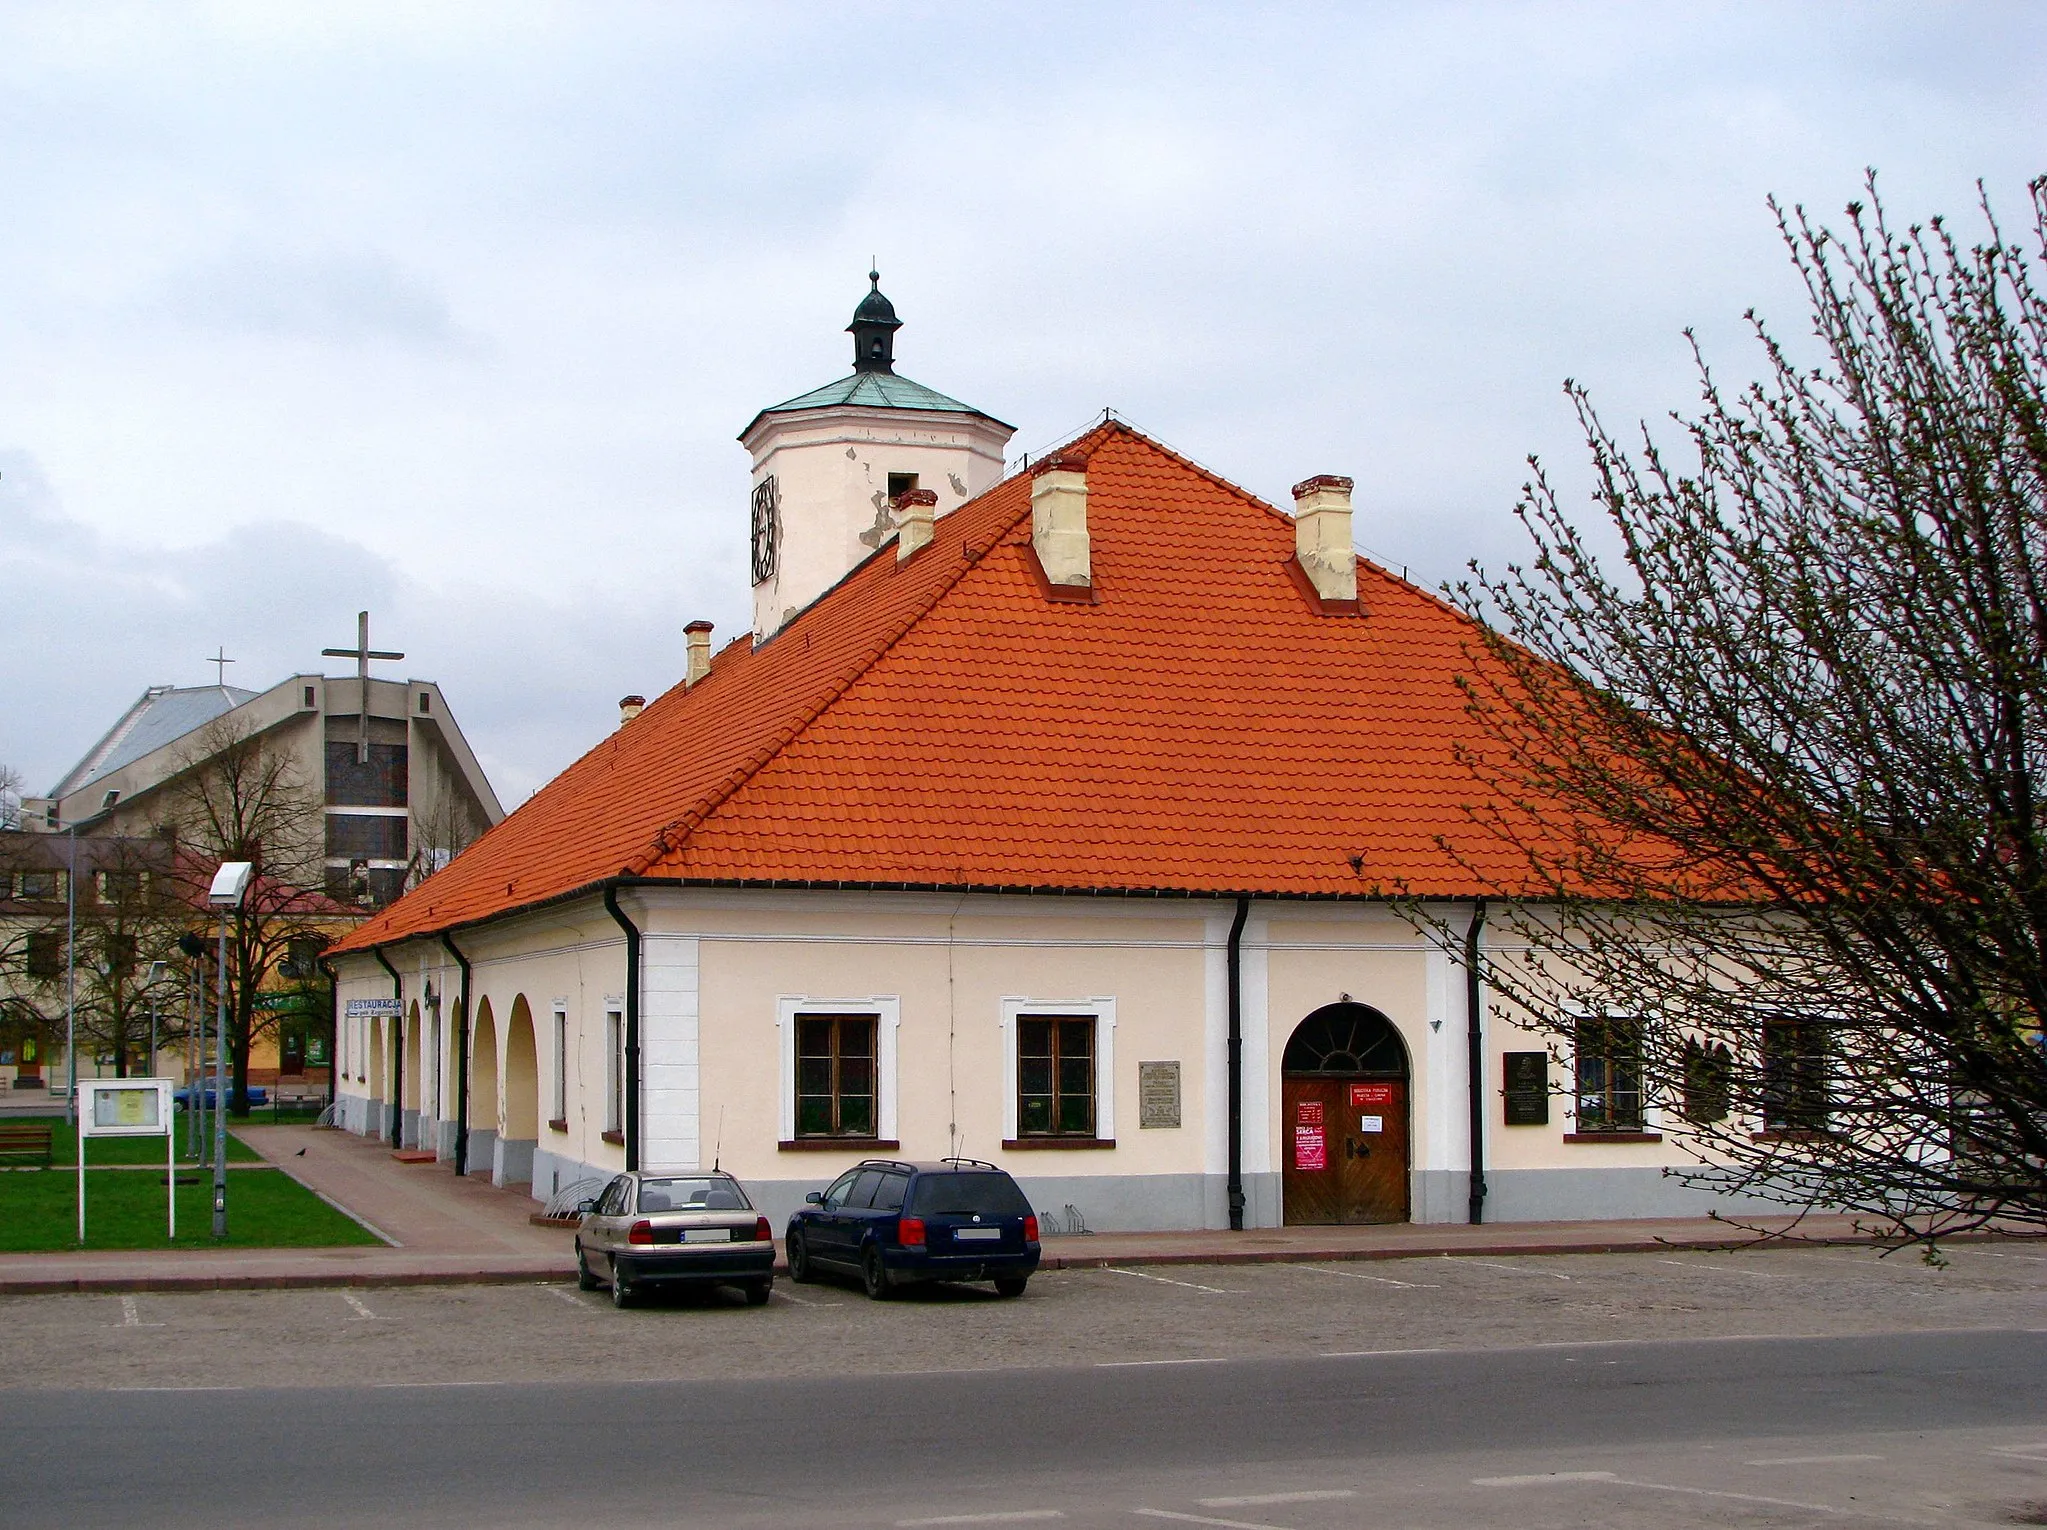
685 621 714 686
1031 454 1092 590
1291 474 1357 604
618 694 646 727
894 487 938 563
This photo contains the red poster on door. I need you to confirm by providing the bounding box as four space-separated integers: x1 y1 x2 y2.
1296 1100 1324 1126
1293 1124 1327 1170
1351 1083 1395 1108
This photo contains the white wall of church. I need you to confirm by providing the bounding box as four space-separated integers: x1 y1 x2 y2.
329 886 1785 1233
742 405 1013 640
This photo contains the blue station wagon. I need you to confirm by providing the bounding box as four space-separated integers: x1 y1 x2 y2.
785 1158 1041 1300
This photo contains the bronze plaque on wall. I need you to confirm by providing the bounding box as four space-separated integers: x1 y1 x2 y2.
1502 1050 1550 1126
1138 1061 1182 1129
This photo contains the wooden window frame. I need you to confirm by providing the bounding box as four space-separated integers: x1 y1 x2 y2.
1572 1015 1646 1135
1016 1015 1098 1140
777 997 899 1149
792 1013 881 1140
1000 997 1116 1149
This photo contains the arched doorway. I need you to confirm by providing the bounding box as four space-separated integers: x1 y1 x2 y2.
1281 1003 1410 1226
403 1001 422 1147
501 998 539 1189
471 998 500 1173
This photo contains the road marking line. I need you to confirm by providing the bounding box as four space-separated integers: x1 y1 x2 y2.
539 1286 595 1310
1298 1265 1437 1289
117 1295 162 1328
897 1513 1065 1527
1131 1510 1292 1529
1475 1470 1842 1514
112 1385 246 1392
1658 1259 1787 1278
1969 1249 2047 1263
1320 1347 1446 1358
342 1293 385 1321
1745 1454 1883 1466
1097 1357 1230 1368
1198 1490 1356 1507
370 1381 496 1388
1455 1258 1572 1281
771 1288 824 1306
1099 1268 1238 1294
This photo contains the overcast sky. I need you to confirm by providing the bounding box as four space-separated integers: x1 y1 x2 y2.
2 2 2040 806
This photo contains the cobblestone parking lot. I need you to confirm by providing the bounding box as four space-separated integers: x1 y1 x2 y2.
5 1241 2043 1391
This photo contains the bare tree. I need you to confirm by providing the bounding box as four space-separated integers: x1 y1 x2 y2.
1404 175 2047 1246
66 836 189 1077
167 717 342 1114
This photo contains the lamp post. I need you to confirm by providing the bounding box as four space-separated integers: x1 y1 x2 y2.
206 862 253 1240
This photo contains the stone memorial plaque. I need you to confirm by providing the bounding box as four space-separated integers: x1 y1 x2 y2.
1503 1050 1551 1126
1139 1060 1181 1129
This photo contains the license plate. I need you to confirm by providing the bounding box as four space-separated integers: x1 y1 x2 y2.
953 1227 1001 1241
679 1228 731 1244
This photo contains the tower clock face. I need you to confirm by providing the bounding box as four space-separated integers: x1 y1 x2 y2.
750 476 779 585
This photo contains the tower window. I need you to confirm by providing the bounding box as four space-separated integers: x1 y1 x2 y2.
886 473 919 505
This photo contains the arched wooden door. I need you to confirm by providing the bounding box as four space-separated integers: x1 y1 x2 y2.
1281 1003 1410 1226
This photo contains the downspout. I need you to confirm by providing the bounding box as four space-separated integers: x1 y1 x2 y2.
1465 899 1488 1225
602 885 641 1173
442 934 472 1177
373 946 403 1148
1226 895 1251 1231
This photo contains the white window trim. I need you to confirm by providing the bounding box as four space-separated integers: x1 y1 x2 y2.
999 996 1117 1144
604 1009 623 1134
776 996 901 1143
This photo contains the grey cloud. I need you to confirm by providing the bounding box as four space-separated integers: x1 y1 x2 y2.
148 247 484 352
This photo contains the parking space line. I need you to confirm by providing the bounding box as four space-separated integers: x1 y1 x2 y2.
538 1285 597 1310
1454 1258 1572 1282
1473 1473 1618 1486
117 1295 162 1328
1744 1454 1882 1466
1321 1346 1445 1358
342 1293 387 1321
1968 1249 2047 1263
1658 1259 1786 1279
1198 1489 1355 1507
1298 1265 1437 1288
1098 1357 1229 1368
771 1288 826 1306
1130 1510 1293 1529
1099 1268 1238 1295
896 1512 1065 1526
1474 1470 1843 1514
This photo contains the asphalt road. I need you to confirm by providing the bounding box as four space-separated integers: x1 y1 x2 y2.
6 1328 2045 1529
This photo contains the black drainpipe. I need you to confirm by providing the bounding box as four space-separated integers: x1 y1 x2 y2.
602 885 641 1173
442 934 472 1177
1465 899 1488 1225
1226 895 1251 1231
373 946 403 1148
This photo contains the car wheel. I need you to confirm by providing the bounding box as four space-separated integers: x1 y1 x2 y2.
576 1244 600 1292
861 1245 894 1301
787 1229 817 1284
993 1276 1029 1299
743 1280 772 1307
610 1260 634 1309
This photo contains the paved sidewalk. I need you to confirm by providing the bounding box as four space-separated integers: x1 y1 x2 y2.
0 1119 1998 1293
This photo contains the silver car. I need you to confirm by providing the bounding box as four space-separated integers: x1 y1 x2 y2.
573 1170 777 1309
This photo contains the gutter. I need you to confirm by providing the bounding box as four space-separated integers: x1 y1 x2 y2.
1226 895 1251 1231
601 885 641 1173
442 933 472 1177
373 946 403 1148
1465 899 1488 1225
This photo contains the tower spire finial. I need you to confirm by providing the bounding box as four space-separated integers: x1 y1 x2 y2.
847 268 902 374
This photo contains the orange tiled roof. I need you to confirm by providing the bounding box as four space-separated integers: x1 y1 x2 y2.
333 423 1569 954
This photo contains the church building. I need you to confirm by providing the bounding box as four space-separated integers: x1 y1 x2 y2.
327 279 1747 1230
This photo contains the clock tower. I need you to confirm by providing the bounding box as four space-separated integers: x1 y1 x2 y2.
738 273 1015 643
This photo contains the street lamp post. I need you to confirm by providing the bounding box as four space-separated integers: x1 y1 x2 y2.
206 863 253 1241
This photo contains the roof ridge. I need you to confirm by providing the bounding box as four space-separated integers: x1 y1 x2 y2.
624 484 1041 876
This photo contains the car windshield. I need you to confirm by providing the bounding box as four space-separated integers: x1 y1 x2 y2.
909 1173 1032 1217
636 1177 750 1213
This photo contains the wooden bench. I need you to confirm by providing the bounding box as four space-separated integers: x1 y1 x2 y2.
0 1122 55 1168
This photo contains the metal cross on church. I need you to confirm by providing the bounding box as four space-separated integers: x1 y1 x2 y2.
321 610 405 765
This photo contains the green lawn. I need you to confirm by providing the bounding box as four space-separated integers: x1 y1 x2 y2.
0 1166 384 1251
5 1112 262 1166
